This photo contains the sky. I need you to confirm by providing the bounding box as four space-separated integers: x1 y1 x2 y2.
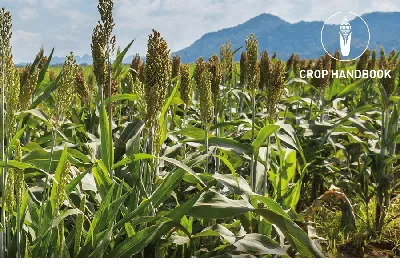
2 0 400 63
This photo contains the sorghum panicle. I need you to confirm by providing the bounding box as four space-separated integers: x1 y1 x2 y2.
104 78 118 98
208 54 222 106
220 39 233 83
14 140 24 201
130 53 143 82
292 54 300 77
266 60 285 121
356 49 370 71
180 64 191 106
245 34 259 95
286 53 295 73
56 52 78 123
5 169 15 223
49 70 56 82
379 47 397 96
19 65 39 111
98 0 116 51
91 24 107 88
0 8 12 59
368 50 376 71
144 29 171 129
194 57 207 87
55 161 71 210
388 50 396 61
198 70 213 126
5 67 20 138
331 50 341 72
259 50 271 90
124 72 134 93
240 51 248 87
171 55 181 79
75 67 89 102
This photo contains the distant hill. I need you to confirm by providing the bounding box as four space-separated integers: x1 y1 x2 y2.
174 12 400 62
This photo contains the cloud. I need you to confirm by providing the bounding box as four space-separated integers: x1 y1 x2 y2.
18 7 37 20
3 0 400 63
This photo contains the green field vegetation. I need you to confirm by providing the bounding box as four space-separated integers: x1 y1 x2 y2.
0 1 400 258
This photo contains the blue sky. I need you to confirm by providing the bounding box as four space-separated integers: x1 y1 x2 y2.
3 0 400 63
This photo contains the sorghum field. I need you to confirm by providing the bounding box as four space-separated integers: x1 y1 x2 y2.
0 0 399 258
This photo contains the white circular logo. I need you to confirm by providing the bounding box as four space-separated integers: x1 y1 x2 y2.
321 12 370 62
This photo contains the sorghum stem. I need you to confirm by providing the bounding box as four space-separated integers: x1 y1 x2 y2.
40 127 57 223
0 53 5 258
205 124 209 173
107 42 113 181
250 93 256 191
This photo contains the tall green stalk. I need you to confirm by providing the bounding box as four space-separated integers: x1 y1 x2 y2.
250 94 256 190
107 42 113 180
0 45 5 259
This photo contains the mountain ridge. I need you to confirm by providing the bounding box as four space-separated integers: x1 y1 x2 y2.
174 11 400 62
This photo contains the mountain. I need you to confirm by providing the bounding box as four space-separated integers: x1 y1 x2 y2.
49 54 93 66
174 12 400 62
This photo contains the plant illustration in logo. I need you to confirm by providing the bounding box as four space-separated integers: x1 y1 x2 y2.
339 17 352 56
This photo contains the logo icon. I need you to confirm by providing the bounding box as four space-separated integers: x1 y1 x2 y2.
339 17 351 56
321 12 370 61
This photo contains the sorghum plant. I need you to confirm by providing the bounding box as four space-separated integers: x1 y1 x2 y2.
144 29 171 158
240 51 248 87
180 64 191 108
198 69 213 172
130 53 143 82
171 55 181 79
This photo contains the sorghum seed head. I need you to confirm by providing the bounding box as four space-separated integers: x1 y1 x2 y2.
5 67 20 138
195 57 207 86
0 8 12 58
49 70 56 82
19 65 39 111
5 169 15 222
331 50 341 72
88 73 95 91
240 51 248 87
378 48 397 96
292 54 300 77
56 52 78 122
104 78 118 98
171 55 181 79
38 56 48 71
198 70 214 126
75 67 89 102
139 62 146 83
388 50 396 61
368 50 376 71
208 54 222 106
14 140 24 201
180 64 191 106
259 50 271 90
356 49 370 71
97 0 116 53
91 24 107 88
144 29 171 129
56 161 71 210
266 60 285 121
379 46 387 68
286 53 295 73
130 53 143 82
220 39 233 82
124 71 134 94
245 34 259 94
